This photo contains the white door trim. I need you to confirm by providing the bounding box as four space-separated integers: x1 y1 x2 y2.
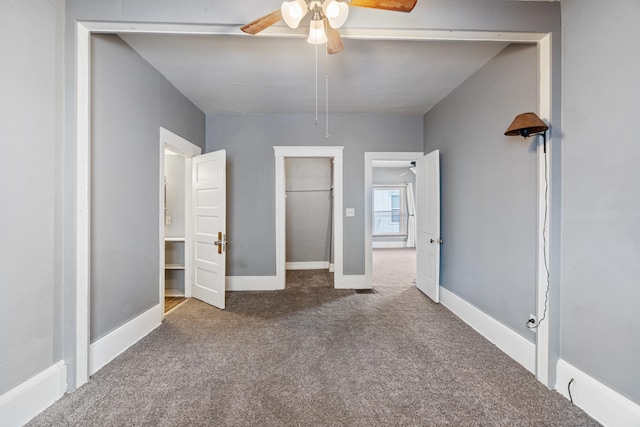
74 20 553 390
364 152 423 289
274 146 344 290
535 33 552 386
159 128 201 318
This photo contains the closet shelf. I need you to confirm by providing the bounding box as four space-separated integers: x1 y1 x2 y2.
165 263 185 270
165 237 185 242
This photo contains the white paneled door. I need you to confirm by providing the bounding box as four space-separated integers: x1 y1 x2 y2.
416 150 441 303
192 150 226 309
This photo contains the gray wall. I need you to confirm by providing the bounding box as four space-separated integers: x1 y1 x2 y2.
423 44 538 340
206 114 423 276
0 0 65 396
561 0 640 404
285 158 333 264
91 34 205 341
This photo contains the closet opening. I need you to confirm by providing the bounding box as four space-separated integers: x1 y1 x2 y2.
284 157 334 288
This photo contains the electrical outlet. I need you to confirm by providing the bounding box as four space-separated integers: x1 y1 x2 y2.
166 215 172 225
528 314 537 325
346 208 355 217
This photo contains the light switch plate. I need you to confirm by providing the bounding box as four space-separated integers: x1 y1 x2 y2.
346 208 355 217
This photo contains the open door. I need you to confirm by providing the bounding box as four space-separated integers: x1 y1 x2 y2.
192 149 227 309
416 150 441 303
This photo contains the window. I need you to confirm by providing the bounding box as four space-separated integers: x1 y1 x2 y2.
373 186 407 235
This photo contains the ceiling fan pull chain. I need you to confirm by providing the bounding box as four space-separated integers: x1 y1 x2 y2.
326 38 329 138
315 41 319 126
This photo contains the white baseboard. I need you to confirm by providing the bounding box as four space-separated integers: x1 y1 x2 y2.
372 241 407 248
226 276 279 291
335 275 369 289
286 261 330 270
0 361 66 427
90 304 162 375
556 359 640 427
440 287 535 373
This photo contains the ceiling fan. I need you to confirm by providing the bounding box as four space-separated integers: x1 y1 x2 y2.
240 0 418 54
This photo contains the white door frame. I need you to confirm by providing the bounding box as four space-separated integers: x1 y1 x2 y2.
159 128 202 316
365 152 424 288
74 21 553 390
274 146 344 290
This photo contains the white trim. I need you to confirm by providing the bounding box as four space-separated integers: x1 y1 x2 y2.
89 304 162 375
372 241 408 249
225 276 279 291
364 152 423 288
274 146 344 290
440 288 536 373
74 20 553 391
336 275 368 289
535 33 553 387
0 361 66 427
160 128 201 157
75 21 91 389
556 359 640 427
184 157 194 298
286 261 330 270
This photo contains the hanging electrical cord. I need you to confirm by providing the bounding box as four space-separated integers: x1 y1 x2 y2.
527 133 550 330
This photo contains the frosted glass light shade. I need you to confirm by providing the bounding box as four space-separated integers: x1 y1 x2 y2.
322 0 349 28
307 19 328 44
281 0 308 28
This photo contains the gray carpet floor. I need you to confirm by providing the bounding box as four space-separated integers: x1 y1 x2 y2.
373 248 416 287
28 270 598 426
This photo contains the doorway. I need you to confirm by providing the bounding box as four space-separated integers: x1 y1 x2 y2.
285 157 334 284
158 128 201 316
364 152 423 288
274 146 344 290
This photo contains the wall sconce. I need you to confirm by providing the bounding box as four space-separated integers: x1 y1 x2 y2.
504 112 549 152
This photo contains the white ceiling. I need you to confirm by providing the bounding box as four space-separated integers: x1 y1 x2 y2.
120 27 510 116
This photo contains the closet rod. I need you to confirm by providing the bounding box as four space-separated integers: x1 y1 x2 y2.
286 189 333 193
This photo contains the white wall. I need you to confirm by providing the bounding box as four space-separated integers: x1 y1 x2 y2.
164 154 186 239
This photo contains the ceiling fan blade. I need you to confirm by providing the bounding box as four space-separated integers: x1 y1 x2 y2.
326 26 345 55
240 9 283 35
349 0 417 13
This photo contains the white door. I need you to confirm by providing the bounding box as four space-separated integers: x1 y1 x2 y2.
416 150 441 303
192 150 227 309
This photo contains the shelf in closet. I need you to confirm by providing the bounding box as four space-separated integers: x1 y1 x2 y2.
165 263 185 270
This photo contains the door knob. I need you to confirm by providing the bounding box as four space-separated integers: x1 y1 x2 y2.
214 232 228 254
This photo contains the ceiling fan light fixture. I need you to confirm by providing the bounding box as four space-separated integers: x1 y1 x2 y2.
281 0 308 28
322 0 349 28
307 16 328 44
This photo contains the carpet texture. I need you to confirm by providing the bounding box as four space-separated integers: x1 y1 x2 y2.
372 248 416 286
28 273 598 426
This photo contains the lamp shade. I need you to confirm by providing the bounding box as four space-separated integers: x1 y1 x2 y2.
281 0 308 28
307 18 328 44
504 112 549 137
322 0 349 28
